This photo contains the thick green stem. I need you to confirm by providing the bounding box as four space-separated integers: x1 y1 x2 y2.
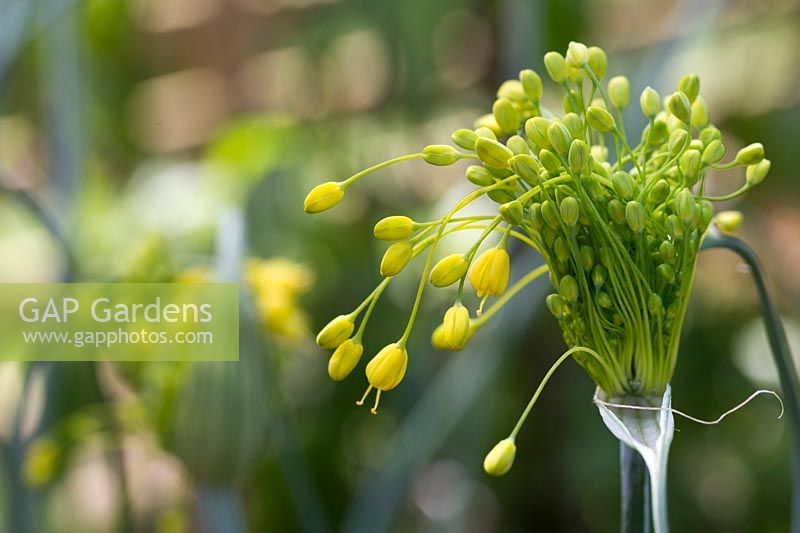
702 233 800 532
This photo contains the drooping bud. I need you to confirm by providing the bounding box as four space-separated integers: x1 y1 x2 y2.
612 171 635 200
679 149 701 178
560 197 580 227
675 188 695 223
640 86 662 118
559 275 579 302
441 304 471 351
691 96 709 128
510 154 541 185
540 200 561 229
568 139 590 174
380 241 414 277
715 211 743 234
667 92 692 124
328 339 364 381
374 216 415 241
566 41 590 68
520 69 543 100
316 314 355 349
668 129 689 157
588 46 607 78
544 51 568 83
430 254 469 287
698 199 714 227
701 140 726 165
699 126 721 146
500 200 524 225
451 129 478 151
469 248 510 297
475 138 514 168
493 97 520 134
466 165 495 186
547 121 572 154
431 325 448 351
735 143 765 165
677 74 700 103
423 145 460 166
304 181 344 214
648 180 670 204
746 159 771 186
586 106 616 132
365 343 408 392
525 117 551 148
608 76 630 108
483 438 516 476
625 201 646 233
539 149 562 173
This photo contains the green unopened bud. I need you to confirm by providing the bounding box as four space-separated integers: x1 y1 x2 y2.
497 80 525 101
675 188 695 222
563 113 583 139
698 199 714 227
380 241 414 277
648 118 669 145
592 265 606 287
612 171 635 200
560 197 580 227
328 339 363 381
597 291 612 309
667 91 692 124
689 139 704 151
657 263 675 283
702 140 726 165
666 214 684 239
567 66 586 82
608 76 630 108
466 165 495 186
607 199 626 225
668 129 689 157
520 69 543 100
475 137 513 168
452 129 478 151
659 241 676 263
586 106 616 132
487 189 516 204
736 143 765 165
559 275 579 302
500 200 524 225
529 203 544 231
304 181 345 214
510 154 541 184
493 97 519 134
430 254 469 287
374 215 415 240
484 438 517 476
547 122 571 154
588 46 607 78
525 117 550 148
566 41 589 67
580 245 595 270
554 237 569 263
691 96 709 128
474 114 502 136
541 200 561 229
423 145 460 166
475 126 497 140
568 139 589 174
746 159 771 186
546 293 567 319
679 149 701 177
648 179 670 204
506 135 529 156
647 293 663 315
544 51 568 83
677 73 700 103
625 201 646 233
539 149 562 174
640 86 662 118
715 210 743 234
699 126 721 146
316 314 355 349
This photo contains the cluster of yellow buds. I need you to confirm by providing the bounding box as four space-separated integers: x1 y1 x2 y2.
304 42 768 472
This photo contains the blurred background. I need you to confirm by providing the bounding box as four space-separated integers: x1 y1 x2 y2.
0 0 798 531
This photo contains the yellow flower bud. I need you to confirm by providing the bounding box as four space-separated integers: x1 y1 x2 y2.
469 248 510 298
496 79 525 101
506 135 530 156
667 91 692 124
714 210 743 235
525 116 551 148
640 86 662 118
691 96 709 128
746 159 770 186
736 143 765 165
544 51 568 83
475 137 513 168
452 129 478 151
465 165 495 186
539 149 561 174
499 200 524 225
608 76 630 108
510 154 541 184
588 46 607 78
430 254 469 287
474 124 498 140
474 114 502 136
586 106 615 132
304 181 344 214
679 149 701 178
431 324 449 351
668 129 689 157
316 314 355 349
677 73 700 103
568 139 589 174
423 144 460 166
547 121 571 154
365 343 408 392
493 97 519 134
374 215 415 241
520 69 543 100
328 339 364 381
566 41 589 68
380 241 414 277
441 304 471 351
701 140 725 165
483 438 516 476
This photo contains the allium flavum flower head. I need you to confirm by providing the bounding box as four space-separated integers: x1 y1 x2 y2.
304 42 769 465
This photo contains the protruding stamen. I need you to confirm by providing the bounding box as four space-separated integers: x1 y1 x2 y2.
477 295 489 317
370 389 382 415
356 385 373 406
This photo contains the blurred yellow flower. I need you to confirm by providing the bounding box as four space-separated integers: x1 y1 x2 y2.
246 258 314 343
23 437 60 487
